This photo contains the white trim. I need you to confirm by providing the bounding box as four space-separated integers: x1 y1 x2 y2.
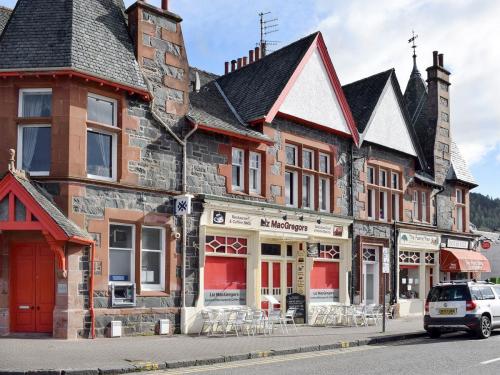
413 191 419 221
231 147 245 191
379 190 388 221
367 166 375 185
285 144 298 166
87 92 118 127
109 223 136 284
302 148 314 170
18 88 52 117
86 127 118 182
319 152 330 174
16 124 51 176
367 188 375 219
302 173 314 209
391 172 399 189
140 226 166 291
319 177 330 212
421 191 427 223
249 151 261 194
285 170 298 208
379 169 388 187
392 192 400 222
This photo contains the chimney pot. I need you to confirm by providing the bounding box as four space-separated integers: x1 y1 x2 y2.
433 51 438 66
237 58 242 69
161 0 168 10
249 50 254 64
438 53 444 67
255 46 260 61
243 56 248 66
231 60 237 72
224 61 229 75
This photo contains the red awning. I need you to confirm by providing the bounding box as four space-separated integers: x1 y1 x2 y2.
440 249 491 272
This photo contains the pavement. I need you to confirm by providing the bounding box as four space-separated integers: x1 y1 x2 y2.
0 317 425 374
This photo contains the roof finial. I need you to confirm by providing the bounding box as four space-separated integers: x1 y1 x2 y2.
8 148 16 172
408 30 418 69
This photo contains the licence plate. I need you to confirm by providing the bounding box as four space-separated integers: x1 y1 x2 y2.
439 308 457 315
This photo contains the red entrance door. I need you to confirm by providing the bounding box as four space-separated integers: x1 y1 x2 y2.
10 244 55 333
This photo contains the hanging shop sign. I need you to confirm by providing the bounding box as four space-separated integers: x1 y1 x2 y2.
174 194 193 216
442 236 471 250
399 232 440 250
210 210 345 238
482 241 492 250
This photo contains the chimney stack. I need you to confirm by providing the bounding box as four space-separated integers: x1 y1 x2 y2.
243 56 248 67
224 61 229 75
231 60 237 72
255 46 260 61
249 50 254 64
161 0 168 10
237 57 242 69
426 50 451 185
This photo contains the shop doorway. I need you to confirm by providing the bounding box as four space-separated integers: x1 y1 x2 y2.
10 243 55 333
362 247 379 305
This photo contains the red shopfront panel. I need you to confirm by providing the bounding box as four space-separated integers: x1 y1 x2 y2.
287 263 293 289
310 261 339 303
204 257 246 306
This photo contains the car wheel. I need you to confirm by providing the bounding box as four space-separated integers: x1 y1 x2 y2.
476 315 492 339
428 329 441 339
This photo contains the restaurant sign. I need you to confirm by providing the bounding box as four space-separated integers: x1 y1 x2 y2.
211 210 345 238
445 238 470 250
399 232 440 250
204 290 246 306
310 289 339 303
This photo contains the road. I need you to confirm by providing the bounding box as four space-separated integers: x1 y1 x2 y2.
151 332 500 375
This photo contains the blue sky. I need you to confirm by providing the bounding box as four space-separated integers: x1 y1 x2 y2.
2 0 499 198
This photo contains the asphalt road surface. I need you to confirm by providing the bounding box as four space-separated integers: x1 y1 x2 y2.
151 332 500 375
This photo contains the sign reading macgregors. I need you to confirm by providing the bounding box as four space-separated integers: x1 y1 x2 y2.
204 290 246 306
210 210 345 238
399 232 440 250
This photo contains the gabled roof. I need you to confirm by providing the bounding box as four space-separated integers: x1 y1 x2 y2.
447 141 477 187
0 171 92 241
342 69 427 167
0 0 146 91
0 6 11 35
217 33 318 124
188 79 272 144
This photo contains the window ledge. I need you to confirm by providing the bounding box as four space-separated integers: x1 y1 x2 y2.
138 290 169 297
16 117 51 124
86 120 121 133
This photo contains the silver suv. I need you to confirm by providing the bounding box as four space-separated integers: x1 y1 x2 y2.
424 281 500 339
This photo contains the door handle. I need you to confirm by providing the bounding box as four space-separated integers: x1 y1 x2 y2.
36 306 40 311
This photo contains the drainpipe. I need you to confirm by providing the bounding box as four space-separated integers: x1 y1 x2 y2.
142 76 198 315
349 143 355 303
90 242 96 338
393 220 398 304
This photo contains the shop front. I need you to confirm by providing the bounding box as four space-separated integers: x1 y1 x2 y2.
440 235 490 281
186 199 352 332
397 230 440 316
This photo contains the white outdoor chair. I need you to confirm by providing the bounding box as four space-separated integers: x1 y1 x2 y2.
199 310 218 336
282 308 297 332
267 309 286 335
364 304 381 326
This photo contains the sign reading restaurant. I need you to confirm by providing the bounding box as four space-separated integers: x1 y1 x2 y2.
211 210 345 238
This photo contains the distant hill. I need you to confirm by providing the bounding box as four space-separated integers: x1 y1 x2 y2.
470 192 500 231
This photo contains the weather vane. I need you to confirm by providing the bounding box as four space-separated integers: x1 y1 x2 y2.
408 30 418 59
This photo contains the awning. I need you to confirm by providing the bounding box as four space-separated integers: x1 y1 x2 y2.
440 249 491 272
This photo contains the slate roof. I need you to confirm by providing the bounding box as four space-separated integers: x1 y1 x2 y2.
0 0 146 91
342 69 393 134
216 32 319 123
188 79 272 143
403 62 427 124
11 172 92 240
0 6 11 36
447 141 477 186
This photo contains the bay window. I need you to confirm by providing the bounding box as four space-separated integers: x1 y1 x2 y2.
231 148 244 191
249 152 261 194
367 163 402 222
88 93 117 126
109 224 135 283
17 125 51 176
141 227 165 291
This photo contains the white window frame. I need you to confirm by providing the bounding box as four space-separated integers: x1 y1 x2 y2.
421 191 427 222
319 177 330 212
140 226 166 291
18 88 52 117
456 189 463 204
379 190 388 221
367 166 375 185
391 172 399 190
367 188 375 219
379 169 387 187
87 92 118 127
109 223 135 285
86 128 118 182
392 193 400 222
249 151 261 194
457 205 464 232
285 170 298 208
17 124 51 176
302 174 315 209
285 144 298 166
302 148 314 170
231 147 245 191
319 153 330 174
413 191 419 221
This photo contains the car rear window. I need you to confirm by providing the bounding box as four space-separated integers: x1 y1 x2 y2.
428 285 470 302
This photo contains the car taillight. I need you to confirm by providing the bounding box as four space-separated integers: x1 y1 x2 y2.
425 301 429 313
466 300 477 311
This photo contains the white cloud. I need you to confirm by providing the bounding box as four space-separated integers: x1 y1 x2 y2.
312 0 500 166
